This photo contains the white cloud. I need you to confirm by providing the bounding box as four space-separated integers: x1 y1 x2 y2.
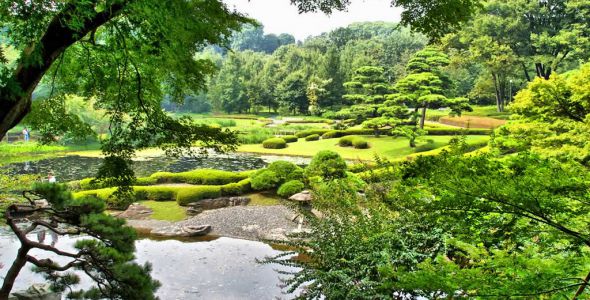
223 0 403 41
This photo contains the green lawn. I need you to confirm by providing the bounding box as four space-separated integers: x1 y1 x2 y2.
139 200 187 222
238 135 490 161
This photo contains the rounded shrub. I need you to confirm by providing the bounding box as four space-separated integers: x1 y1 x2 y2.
339 136 355 147
321 130 341 139
352 137 369 149
262 137 287 149
304 150 348 180
277 180 305 198
305 134 320 141
281 135 298 143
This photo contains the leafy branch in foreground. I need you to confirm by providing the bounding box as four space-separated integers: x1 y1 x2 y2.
266 148 590 299
0 183 159 299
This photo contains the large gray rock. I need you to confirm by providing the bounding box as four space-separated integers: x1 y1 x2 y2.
151 224 212 237
186 197 250 215
115 203 153 220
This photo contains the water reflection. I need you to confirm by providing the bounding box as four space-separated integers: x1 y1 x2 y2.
5 154 268 182
0 229 297 299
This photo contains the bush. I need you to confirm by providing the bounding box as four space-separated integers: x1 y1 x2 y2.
176 186 222 206
251 170 281 190
352 137 369 149
339 136 355 147
220 178 252 196
305 150 348 180
281 135 298 143
262 137 287 149
295 129 331 138
277 180 305 198
150 169 247 185
305 134 320 141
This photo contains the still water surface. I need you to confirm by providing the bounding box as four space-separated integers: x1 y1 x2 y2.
0 229 296 299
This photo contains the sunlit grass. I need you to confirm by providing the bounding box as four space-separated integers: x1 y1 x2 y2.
139 200 187 222
238 135 490 161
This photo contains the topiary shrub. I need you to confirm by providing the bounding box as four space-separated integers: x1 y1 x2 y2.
262 137 287 149
135 186 178 201
135 177 158 186
176 186 222 206
339 136 355 147
305 134 320 141
267 161 302 181
281 135 298 143
352 137 369 149
277 180 305 198
250 170 281 190
304 150 348 180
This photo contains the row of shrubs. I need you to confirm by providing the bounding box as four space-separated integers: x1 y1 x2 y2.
339 136 370 149
74 169 252 191
74 178 253 206
261 134 319 149
295 127 491 140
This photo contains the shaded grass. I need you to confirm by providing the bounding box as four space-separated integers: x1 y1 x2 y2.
427 105 511 121
238 135 490 161
246 192 282 206
139 200 187 221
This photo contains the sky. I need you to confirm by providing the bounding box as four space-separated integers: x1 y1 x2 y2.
223 0 403 41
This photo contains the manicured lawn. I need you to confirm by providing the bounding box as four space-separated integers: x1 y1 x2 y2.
427 105 512 121
238 135 490 161
139 200 187 222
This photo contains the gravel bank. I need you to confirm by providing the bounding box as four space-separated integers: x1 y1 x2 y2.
180 205 301 241
126 205 303 241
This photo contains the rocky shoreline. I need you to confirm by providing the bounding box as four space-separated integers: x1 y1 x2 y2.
123 204 303 241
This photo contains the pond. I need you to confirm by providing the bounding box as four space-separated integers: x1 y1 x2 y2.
3 153 311 182
0 229 298 299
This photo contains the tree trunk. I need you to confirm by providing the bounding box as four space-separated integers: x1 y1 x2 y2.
0 2 126 140
0 245 30 298
491 73 504 113
419 103 427 129
535 62 552 80
522 62 532 82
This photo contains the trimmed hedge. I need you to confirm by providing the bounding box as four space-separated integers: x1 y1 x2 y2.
426 128 492 135
220 178 252 196
262 137 287 149
277 180 305 198
295 129 331 138
352 137 369 149
176 186 222 206
74 178 254 207
305 134 320 141
150 169 248 185
281 135 298 143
